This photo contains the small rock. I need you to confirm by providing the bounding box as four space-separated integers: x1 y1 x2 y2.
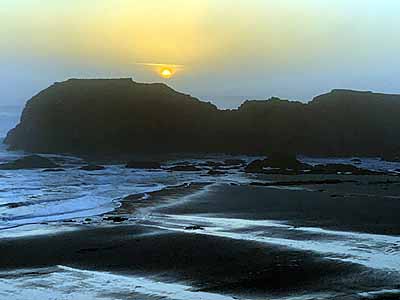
184 225 204 230
125 161 161 169
199 161 224 167
351 158 362 164
250 179 356 187
171 161 192 166
330 194 345 198
7 202 24 208
0 155 59 170
80 165 105 171
168 165 202 172
224 159 245 166
245 153 311 173
103 216 128 223
207 169 226 176
42 168 65 172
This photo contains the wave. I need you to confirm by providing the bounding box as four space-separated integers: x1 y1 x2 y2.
141 214 400 272
0 265 236 300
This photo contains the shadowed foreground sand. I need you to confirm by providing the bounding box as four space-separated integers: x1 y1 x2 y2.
1 176 400 299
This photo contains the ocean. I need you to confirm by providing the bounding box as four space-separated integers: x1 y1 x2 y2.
0 107 254 231
0 105 21 138
1 103 400 236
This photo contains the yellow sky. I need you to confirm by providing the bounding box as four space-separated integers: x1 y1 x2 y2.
1 1 352 70
1 1 400 107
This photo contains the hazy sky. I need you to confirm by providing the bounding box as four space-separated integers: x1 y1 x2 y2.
1 0 400 108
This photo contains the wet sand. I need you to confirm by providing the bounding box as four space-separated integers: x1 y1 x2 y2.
1 174 400 299
158 174 400 235
0 224 394 299
115 182 212 215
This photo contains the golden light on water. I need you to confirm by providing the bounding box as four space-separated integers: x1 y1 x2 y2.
160 68 173 78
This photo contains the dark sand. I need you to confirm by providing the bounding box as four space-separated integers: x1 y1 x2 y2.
0 225 394 298
1 174 400 299
158 174 400 235
115 182 211 215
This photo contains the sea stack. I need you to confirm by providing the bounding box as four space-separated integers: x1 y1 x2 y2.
5 79 400 157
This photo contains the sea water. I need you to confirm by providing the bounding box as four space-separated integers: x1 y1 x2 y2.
0 108 254 232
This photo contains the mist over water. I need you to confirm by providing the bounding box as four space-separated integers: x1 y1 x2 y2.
0 105 21 138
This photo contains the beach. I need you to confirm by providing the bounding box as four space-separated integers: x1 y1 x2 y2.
1 173 400 300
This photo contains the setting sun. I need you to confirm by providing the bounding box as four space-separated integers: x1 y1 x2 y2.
160 68 173 78
2 2 400 299
136 63 183 79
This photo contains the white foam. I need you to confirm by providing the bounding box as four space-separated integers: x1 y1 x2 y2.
0 152 255 236
0 165 174 232
142 214 400 271
0 223 81 239
358 289 400 299
0 265 236 300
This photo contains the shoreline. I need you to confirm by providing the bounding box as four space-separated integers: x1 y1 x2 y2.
156 176 400 235
1 179 400 299
1 170 400 299
1 223 394 299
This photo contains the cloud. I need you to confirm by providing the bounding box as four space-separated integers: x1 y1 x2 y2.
136 63 184 69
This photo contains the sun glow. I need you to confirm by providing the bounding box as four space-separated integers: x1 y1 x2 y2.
136 62 183 79
160 68 173 78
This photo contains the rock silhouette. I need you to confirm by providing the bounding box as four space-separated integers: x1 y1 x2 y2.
79 165 106 171
245 152 311 173
125 161 161 169
5 79 400 157
0 155 59 170
168 165 202 172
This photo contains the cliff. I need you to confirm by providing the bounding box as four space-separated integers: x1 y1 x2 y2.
5 79 400 157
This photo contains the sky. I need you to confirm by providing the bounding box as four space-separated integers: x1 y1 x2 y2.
1 0 400 108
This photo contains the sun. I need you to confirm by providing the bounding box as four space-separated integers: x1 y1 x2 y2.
136 63 183 78
160 68 173 78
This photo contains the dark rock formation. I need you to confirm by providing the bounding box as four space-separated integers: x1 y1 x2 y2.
103 216 128 223
245 155 383 175
168 165 202 172
367 179 400 185
5 80 400 157
125 161 161 169
351 158 362 164
250 179 357 187
5 79 219 155
42 168 65 172
184 225 204 230
199 161 224 168
207 169 226 176
223 159 246 166
310 163 381 175
79 165 105 171
0 155 59 170
245 153 311 173
244 160 266 173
